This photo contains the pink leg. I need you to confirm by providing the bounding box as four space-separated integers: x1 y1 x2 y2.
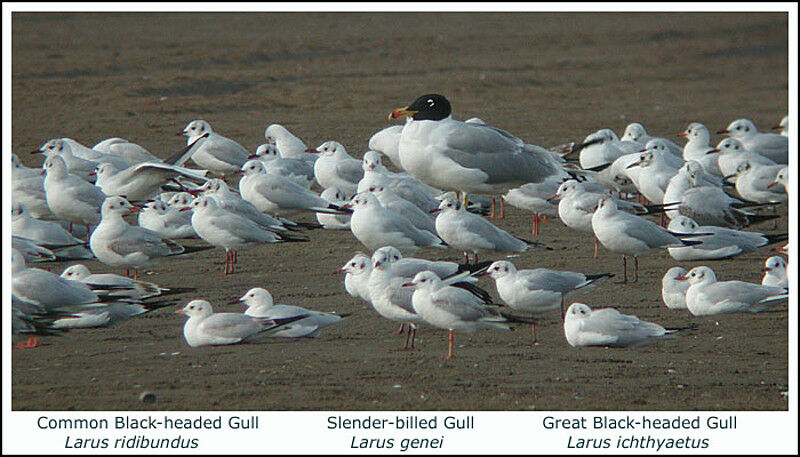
395 323 405 335
532 214 539 235
445 330 455 359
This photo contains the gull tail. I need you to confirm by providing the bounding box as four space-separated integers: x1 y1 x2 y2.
576 273 614 289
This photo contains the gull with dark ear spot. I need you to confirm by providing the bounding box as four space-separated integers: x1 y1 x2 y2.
264 124 317 163
679 266 788 316
311 141 363 196
729 161 788 204
433 194 550 264
238 287 345 338
43 154 106 236
621 122 684 157
662 267 690 310
718 118 787 164
761 256 788 289
170 120 249 177
666 215 788 261
339 253 373 303
563 302 673 348
678 122 722 177
389 93 561 208
250 143 316 189
715 137 776 181
12 153 56 220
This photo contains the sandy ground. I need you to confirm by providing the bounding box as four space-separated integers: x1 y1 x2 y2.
10 12 789 411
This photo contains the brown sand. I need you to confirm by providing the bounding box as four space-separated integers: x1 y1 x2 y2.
11 12 789 411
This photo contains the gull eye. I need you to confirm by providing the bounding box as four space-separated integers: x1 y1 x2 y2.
427 99 434 107
420 278 427 283
393 256 399 261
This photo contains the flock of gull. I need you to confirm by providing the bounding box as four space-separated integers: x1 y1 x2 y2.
11 93 790 359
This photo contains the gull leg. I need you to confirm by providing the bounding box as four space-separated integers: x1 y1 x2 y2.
133 269 139 281
633 256 639 283
615 256 628 284
410 325 416 349
532 214 539 235
530 322 538 345
593 238 599 259
445 330 455 360
395 323 405 335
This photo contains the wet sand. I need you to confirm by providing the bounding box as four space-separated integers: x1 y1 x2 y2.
10 12 789 411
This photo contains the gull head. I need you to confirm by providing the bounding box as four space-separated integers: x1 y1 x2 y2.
565 302 592 322
719 118 757 138
434 195 462 213
680 266 717 285
390 94 452 121
340 254 371 276
403 270 441 289
715 138 744 155
176 299 214 318
42 154 68 178
622 122 647 143
239 287 274 309
252 143 280 160
61 264 92 281
372 246 403 270
11 202 27 220
167 192 195 208
189 195 218 212
320 187 349 203
101 196 138 218
94 162 120 180
241 159 267 177
314 140 347 158
200 178 227 194
763 256 786 274
362 150 384 172
663 266 688 283
667 215 699 234
486 260 517 280
182 120 213 138
142 200 169 214
680 122 709 142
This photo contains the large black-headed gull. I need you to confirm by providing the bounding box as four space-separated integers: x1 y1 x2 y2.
662 267 690 310
679 266 788 316
563 302 671 348
389 94 560 198
718 118 788 164
591 197 699 283
666 215 787 261
761 256 788 288
176 299 307 347
311 141 363 196
347 192 445 255
482 260 613 342
434 194 548 263
188 195 302 275
171 120 249 176
90 196 207 279
93 161 208 202
404 271 510 359
43 154 106 234
239 159 346 216
238 287 345 338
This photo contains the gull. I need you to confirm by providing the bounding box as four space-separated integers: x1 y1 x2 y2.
374 245 489 280
591 196 700 283
358 150 441 212
188 195 301 275
678 122 722 176
347 192 445 255
390 93 560 199
503 178 562 236
666 215 788 261
49 299 176 330
563 302 671 348
482 260 613 342
264 124 317 162
317 187 352 230
311 140 364 196
404 271 511 359
199 178 288 232
679 266 788 316
176 299 307 347
591 152 643 193
339 253 373 303
368 124 405 169
761 256 788 288
668 161 776 229
718 118 788 164
728 161 788 204
61 264 170 300
768 166 788 193
716 137 776 180
625 143 681 204
90 196 207 279
621 122 683 157
12 236 56 263
367 184 437 234
771 115 788 136
93 161 208 202
238 287 345 338
434 194 548 263
250 143 315 189
12 202 86 250
43 155 106 234
170 120 249 176
662 267 690 310
577 129 629 169
34 138 99 182
239 159 346 216
12 249 100 310
93 137 162 164
12 153 56 220
138 199 198 239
